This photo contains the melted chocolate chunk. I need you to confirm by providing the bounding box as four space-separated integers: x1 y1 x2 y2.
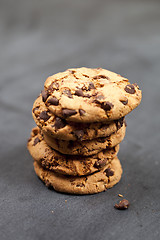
101 101 114 111
79 109 86 116
124 84 136 94
74 130 84 140
114 199 130 210
75 89 84 97
88 82 95 90
120 99 128 105
104 168 114 177
33 137 40 146
63 89 73 98
94 158 107 169
62 109 77 118
47 97 59 106
54 117 66 130
41 90 49 102
39 111 50 122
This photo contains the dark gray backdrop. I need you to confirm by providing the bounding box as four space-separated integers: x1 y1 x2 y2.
0 0 160 239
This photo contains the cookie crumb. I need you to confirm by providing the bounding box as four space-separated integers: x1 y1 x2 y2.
114 199 130 210
118 194 123 198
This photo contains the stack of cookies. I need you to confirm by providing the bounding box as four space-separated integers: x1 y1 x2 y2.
27 67 142 194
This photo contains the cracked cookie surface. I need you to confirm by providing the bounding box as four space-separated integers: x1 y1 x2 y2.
34 156 122 194
38 67 142 122
28 127 119 176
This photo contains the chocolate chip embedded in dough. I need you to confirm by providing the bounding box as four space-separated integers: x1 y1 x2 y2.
93 75 110 80
114 199 130 210
104 168 114 177
88 82 95 90
48 82 59 91
75 89 84 97
41 90 49 102
47 97 59 106
120 97 128 105
79 109 86 116
74 130 84 140
101 101 114 111
39 111 50 122
69 70 76 74
94 158 107 169
124 84 136 94
62 109 77 118
115 117 124 130
33 137 40 146
63 89 73 98
54 117 66 130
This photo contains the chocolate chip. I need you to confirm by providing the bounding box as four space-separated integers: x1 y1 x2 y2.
88 82 95 90
75 89 84 97
54 117 66 130
62 109 77 118
104 168 114 177
48 82 59 91
79 109 86 116
114 199 130 210
47 97 59 106
69 70 76 74
115 117 124 130
33 137 40 146
74 130 84 140
124 84 136 94
93 75 110 80
63 89 73 98
39 111 50 122
41 90 49 102
94 158 107 169
120 99 128 105
101 101 114 111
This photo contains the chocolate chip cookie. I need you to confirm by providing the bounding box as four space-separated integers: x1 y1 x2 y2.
34 156 122 194
33 95 125 141
28 127 119 176
42 123 126 156
41 67 141 122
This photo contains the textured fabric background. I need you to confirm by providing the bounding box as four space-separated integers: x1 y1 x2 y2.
0 0 160 239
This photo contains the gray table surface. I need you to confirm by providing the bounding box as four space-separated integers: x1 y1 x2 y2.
0 0 160 239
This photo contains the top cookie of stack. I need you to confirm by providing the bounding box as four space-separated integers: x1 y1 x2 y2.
33 67 141 123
